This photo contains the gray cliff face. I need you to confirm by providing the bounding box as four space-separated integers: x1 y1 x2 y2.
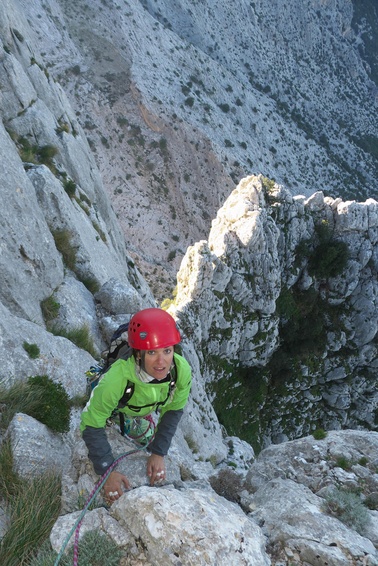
1 0 376 297
170 175 378 451
0 6 155 386
1 1 378 564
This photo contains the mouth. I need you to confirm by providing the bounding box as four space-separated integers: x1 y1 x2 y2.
153 367 167 378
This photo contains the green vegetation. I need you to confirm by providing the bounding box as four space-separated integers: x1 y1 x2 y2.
351 0 378 86
41 294 60 325
208 360 269 453
52 228 77 270
78 275 101 294
0 375 71 433
308 239 349 279
79 192 91 207
116 116 128 126
17 136 58 173
350 133 378 161
365 492 378 511
299 221 350 280
312 428 327 440
0 380 48 431
92 221 107 243
218 103 230 113
50 324 97 358
161 286 177 310
334 456 352 471
275 287 329 359
260 176 278 204
184 434 199 453
323 487 370 535
29 530 124 566
208 213 351 451
28 375 71 433
0 439 61 566
56 120 70 135
63 178 77 198
23 341 40 359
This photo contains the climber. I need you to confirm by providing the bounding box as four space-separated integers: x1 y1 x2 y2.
80 308 192 503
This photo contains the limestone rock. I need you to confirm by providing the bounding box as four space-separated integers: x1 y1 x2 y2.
7 413 71 478
244 430 378 494
95 278 153 316
250 478 378 566
171 175 378 446
111 485 271 565
0 301 93 397
50 507 131 554
53 275 104 354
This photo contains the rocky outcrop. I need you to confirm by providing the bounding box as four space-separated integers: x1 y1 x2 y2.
244 430 378 565
170 175 378 450
0 17 155 388
7 414 378 565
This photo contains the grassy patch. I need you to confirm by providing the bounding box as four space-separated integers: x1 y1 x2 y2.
0 375 71 433
41 294 60 325
52 229 77 270
323 487 370 535
207 360 269 453
0 439 61 566
78 275 101 294
63 178 77 198
50 324 97 358
29 530 124 566
22 342 40 359
313 428 327 440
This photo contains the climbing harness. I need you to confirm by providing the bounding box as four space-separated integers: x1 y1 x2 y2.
123 414 156 446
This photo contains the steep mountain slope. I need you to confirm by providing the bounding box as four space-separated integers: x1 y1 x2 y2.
1 0 376 458
6 0 377 298
1 3 378 562
170 175 378 451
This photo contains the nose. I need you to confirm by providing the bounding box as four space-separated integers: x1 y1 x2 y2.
156 352 164 364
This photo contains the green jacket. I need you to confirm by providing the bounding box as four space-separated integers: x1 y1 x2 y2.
81 353 191 431
80 353 192 475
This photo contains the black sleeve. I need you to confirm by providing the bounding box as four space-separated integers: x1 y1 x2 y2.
82 426 115 476
149 409 183 456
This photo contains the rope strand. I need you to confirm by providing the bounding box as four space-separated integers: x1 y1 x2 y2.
53 434 152 566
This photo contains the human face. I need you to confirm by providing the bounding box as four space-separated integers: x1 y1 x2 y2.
142 347 174 380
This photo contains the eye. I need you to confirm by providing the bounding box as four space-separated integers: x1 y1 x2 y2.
146 350 155 355
164 348 172 355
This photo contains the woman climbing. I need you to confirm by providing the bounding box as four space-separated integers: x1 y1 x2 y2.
80 308 192 502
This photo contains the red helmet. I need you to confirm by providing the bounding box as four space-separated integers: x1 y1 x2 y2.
128 308 181 350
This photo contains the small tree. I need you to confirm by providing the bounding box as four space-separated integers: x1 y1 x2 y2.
308 240 349 279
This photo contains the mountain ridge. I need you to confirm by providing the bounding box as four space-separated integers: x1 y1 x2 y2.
4 0 376 296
